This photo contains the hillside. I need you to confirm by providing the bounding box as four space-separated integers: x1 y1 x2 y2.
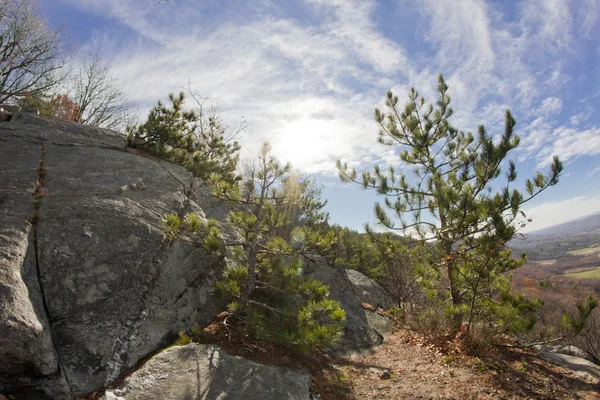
337 330 600 400
509 212 600 261
528 213 600 236
508 212 600 296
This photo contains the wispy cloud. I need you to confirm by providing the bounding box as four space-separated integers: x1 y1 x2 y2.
55 0 600 177
583 166 600 182
520 195 600 233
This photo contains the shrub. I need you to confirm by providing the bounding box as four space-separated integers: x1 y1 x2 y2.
127 92 241 184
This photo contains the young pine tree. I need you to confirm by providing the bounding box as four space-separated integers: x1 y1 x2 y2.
337 75 563 333
127 92 241 184
166 142 345 353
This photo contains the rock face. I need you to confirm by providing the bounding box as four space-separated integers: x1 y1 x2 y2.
535 345 597 364
104 344 312 400
304 257 395 357
537 351 600 383
0 113 225 398
535 345 600 383
0 112 396 398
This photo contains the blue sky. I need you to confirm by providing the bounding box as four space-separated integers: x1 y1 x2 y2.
41 0 600 233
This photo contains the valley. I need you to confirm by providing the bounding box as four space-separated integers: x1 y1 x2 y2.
509 212 600 293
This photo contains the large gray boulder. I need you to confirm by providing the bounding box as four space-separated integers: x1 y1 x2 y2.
104 344 312 400
0 113 225 398
303 257 395 357
537 351 600 383
535 345 597 364
0 112 398 399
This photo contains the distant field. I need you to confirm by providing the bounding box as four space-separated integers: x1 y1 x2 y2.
567 246 600 256
565 267 600 279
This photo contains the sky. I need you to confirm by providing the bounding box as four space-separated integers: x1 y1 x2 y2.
41 0 600 233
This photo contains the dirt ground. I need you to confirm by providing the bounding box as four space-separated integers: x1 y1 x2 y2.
328 330 600 400
85 320 600 400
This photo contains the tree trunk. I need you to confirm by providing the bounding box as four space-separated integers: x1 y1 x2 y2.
445 243 463 331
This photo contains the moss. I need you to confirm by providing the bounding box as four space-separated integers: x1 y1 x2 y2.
173 331 192 346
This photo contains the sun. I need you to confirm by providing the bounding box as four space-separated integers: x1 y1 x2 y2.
271 119 338 170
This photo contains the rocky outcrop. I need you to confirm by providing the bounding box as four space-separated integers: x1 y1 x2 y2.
535 345 600 383
0 113 226 398
535 345 597 364
304 257 395 357
537 351 600 383
104 344 312 400
0 112 397 399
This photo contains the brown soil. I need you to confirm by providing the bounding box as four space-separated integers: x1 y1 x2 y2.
186 318 600 399
330 330 600 400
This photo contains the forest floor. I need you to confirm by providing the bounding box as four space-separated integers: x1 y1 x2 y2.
184 319 600 399
87 317 600 400
317 329 600 400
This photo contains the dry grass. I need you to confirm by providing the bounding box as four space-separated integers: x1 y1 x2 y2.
568 246 600 256
566 267 600 279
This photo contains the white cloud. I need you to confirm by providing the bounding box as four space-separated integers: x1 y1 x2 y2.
305 0 408 75
55 0 417 174
539 97 562 115
519 0 573 50
537 126 600 166
520 195 600 233
569 106 594 126
54 0 600 179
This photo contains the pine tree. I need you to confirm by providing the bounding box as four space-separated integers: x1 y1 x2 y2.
127 92 241 184
166 142 345 353
337 75 563 331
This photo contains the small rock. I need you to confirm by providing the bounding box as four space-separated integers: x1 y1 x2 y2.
104 389 125 400
0 110 12 122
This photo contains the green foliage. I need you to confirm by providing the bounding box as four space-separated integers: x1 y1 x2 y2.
167 142 344 354
386 307 404 319
127 92 241 184
223 254 345 354
337 75 563 335
277 171 330 234
211 144 344 353
17 92 54 116
566 295 598 335
301 225 422 306
162 212 181 241
174 331 191 346
183 212 202 233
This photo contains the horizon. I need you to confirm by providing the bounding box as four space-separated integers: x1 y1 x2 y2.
41 0 600 233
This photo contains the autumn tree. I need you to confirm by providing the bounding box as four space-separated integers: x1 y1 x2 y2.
17 91 79 122
51 93 79 121
337 75 564 332
0 0 67 103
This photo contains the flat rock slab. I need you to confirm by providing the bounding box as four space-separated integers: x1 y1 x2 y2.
535 344 597 364
105 344 311 400
538 351 600 383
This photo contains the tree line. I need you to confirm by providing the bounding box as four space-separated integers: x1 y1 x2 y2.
0 0 132 130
